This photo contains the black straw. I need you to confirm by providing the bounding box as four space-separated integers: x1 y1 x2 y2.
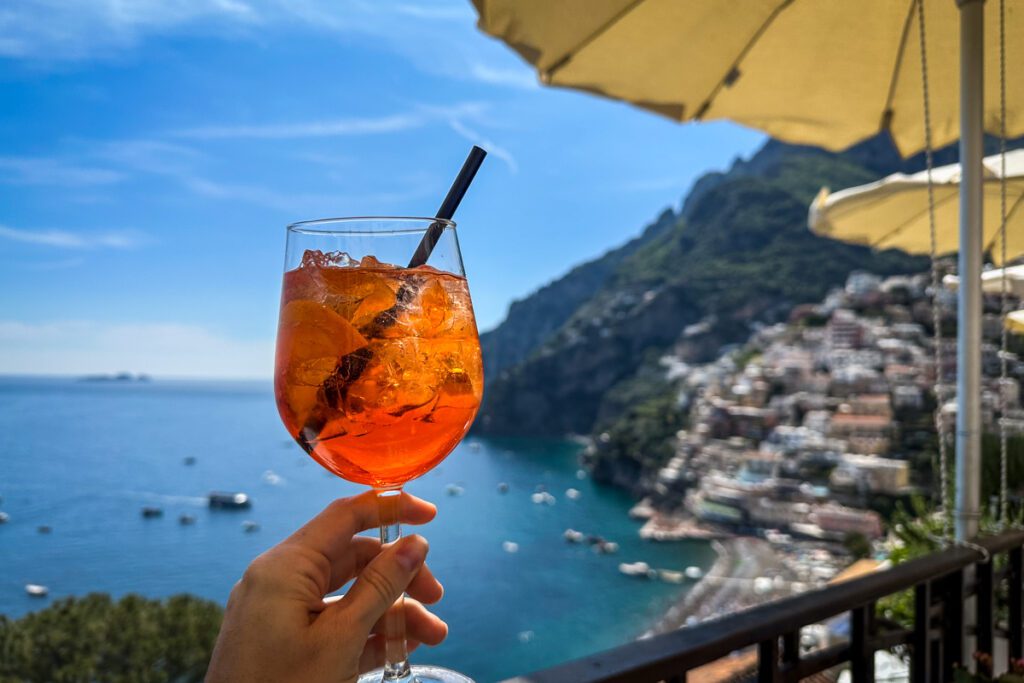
407 145 487 268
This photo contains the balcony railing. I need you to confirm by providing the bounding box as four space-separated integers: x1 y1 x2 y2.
502 530 1024 683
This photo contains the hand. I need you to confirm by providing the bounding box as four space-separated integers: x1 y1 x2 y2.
206 492 447 683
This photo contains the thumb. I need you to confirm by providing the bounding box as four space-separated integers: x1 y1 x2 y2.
342 535 429 633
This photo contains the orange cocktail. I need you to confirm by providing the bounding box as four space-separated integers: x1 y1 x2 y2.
275 249 483 488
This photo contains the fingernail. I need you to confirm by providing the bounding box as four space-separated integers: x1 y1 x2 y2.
396 535 427 572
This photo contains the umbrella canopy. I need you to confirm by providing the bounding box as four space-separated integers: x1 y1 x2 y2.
471 0 1023 155
944 265 1024 297
1008 309 1024 333
808 150 1024 263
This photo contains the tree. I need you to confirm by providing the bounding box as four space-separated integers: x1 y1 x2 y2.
0 593 222 682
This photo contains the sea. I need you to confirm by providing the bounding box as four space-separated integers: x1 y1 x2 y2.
0 376 715 682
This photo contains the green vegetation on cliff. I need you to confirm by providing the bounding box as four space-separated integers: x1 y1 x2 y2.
0 594 222 682
475 136 926 440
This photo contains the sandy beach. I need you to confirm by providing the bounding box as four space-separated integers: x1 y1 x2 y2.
645 536 796 636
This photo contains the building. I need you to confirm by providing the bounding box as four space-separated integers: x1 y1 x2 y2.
830 454 910 494
827 413 893 455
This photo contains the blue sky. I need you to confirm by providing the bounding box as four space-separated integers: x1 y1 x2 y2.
0 0 765 378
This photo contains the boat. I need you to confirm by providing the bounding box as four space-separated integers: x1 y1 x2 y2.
502 541 519 553
209 492 251 509
597 541 619 554
497 482 509 493
468 441 482 452
658 569 686 584
37 525 52 534
446 484 464 496
262 470 283 486
684 566 704 580
141 506 163 518
618 561 656 579
565 488 581 501
183 456 197 466
242 520 260 533
0 511 9 523
25 584 48 597
530 492 555 505
178 514 196 525
563 528 585 543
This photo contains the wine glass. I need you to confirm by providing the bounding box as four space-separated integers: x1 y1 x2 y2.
274 217 483 683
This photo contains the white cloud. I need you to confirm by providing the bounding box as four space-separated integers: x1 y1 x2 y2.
0 156 124 186
467 63 537 90
174 101 487 141
0 319 272 379
0 0 259 60
176 113 424 140
448 119 518 174
0 1 535 94
0 224 146 249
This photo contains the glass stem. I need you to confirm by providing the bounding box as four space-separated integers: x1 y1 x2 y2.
376 488 413 682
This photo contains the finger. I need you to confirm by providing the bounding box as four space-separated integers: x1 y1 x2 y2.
326 537 443 605
371 598 448 647
406 562 443 605
286 492 436 561
359 636 422 676
342 534 429 632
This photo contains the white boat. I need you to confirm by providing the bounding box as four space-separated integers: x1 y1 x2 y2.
0 512 9 524
530 492 556 505
25 584 48 597
598 541 620 554
658 569 686 584
565 488 581 500
619 561 656 579
262 470 283 486
502 541 519 553
563 528 585 543
684 566 704 580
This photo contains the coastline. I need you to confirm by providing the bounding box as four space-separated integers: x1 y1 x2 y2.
644 535 792 636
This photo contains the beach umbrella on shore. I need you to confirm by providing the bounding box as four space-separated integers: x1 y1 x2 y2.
470 0 1020 540
809 150 1024 263
945 265 1024 297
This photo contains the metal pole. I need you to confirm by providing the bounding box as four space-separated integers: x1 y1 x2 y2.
956 0 985 542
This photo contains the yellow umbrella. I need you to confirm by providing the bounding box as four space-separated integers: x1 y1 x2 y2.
1008 309 1024 333
809 149 1024 263
472 0 1023 155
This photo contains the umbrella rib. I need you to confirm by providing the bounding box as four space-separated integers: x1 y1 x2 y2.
868 185 960 250
694 0 795 120
545 0 647 80
879 0 918 132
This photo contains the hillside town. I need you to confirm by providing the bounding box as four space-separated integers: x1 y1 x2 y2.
631 270 1024 548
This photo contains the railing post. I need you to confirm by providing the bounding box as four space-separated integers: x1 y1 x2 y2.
943 570 965 678
782 629 800 675
758 638 781 683
1011 547 1024 664
912 581 932 683
851 604 875 683
976 557 994 673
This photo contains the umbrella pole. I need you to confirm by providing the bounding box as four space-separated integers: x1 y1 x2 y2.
956 0 985 543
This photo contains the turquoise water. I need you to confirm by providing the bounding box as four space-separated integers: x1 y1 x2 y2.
0 377 715 682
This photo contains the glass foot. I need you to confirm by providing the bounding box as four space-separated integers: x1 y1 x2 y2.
358 665 475 683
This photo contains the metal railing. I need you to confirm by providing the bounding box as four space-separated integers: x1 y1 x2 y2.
502 530 1024 683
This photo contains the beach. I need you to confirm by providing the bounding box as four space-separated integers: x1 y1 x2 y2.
646 536 794 635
